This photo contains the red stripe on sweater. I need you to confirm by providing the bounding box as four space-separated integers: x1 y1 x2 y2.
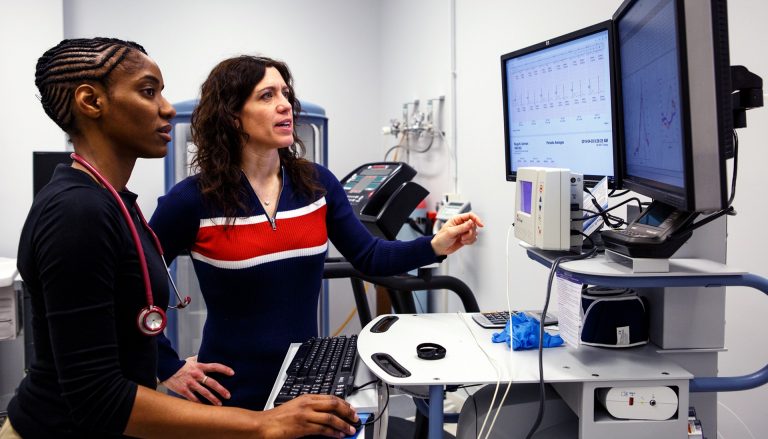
192 205 328 262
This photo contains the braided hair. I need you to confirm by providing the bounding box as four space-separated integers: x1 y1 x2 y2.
35 37 147 134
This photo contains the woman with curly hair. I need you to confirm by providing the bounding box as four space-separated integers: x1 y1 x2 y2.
149 55 483 410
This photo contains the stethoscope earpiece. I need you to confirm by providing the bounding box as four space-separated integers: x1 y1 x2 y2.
171 296 192 310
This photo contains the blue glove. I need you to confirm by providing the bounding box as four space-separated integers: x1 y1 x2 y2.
491 312 564 350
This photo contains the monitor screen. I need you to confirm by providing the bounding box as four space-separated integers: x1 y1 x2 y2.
614 0 732 212
501 21 619 185
33 151 72 196
618 0 684 190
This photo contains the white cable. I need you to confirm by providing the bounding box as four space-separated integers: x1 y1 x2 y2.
505 223 514 313
436 129 458 182
485 375 514 439
450 0 458 193
718 400 756 439
482 224 518 438
458 313 501 439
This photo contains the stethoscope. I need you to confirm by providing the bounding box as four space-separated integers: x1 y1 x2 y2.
70 153 191 336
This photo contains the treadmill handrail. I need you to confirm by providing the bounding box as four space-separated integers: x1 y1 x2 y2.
322 260 480 319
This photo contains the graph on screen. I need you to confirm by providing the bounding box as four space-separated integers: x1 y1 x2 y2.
504 30 614 176
630 81 682 165
619 0 685 188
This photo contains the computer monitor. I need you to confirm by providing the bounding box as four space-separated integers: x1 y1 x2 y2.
33 151 72 195
613 0 733 212
501 21 619 186
27 151 72 369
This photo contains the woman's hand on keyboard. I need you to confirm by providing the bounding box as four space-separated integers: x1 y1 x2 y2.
261 394 359 438
161 355 234 406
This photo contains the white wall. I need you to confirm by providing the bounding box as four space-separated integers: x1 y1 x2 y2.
3 0 768 436
0 0 66 259
378 0 455 209
63 0 383 217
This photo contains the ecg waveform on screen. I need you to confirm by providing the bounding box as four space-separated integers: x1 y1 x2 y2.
506 32 615 176
511 75 604 109
507 39 611 132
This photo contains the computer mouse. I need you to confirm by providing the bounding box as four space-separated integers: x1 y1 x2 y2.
342 413 371 438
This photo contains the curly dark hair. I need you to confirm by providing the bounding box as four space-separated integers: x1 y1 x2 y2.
191 55 323 221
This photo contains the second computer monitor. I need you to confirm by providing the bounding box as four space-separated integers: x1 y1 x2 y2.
501 21 619 186
614 0 732 212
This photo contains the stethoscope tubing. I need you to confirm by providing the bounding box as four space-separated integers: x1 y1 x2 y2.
132 201 190 310
69 153 190 312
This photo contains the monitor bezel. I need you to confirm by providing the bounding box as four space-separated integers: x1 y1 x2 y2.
501 20 621 188
612 0 731 212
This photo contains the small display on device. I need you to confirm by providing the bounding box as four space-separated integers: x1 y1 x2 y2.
520 180 533 214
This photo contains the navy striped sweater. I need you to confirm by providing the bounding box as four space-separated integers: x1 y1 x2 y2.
149 163 438 409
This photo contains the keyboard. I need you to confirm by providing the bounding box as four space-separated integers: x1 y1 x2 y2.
274 335 359 406
471 310 558 328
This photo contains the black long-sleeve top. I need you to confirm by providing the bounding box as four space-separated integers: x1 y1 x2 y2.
7 165 170 438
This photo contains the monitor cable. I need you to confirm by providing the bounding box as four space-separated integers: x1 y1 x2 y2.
577 196 644 229
482 224 526 438
727 129 739 207
579 207 625 228
348 378 390 428
459 311 502 439
668 206 735 240
470 224 516 439
608 188 631 198
525 232 597 439
482 223 553 439
669 129 739 239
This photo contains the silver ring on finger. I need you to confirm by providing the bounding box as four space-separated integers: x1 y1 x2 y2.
201 375 209 385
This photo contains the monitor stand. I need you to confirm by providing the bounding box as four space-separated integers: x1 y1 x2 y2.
604 249 670 273
600 201 697 259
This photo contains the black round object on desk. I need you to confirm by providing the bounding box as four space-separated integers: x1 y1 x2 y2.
416 342 446 360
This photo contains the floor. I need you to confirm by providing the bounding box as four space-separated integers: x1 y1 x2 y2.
386 390 470 438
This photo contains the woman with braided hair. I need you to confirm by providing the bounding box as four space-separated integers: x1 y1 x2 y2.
1 38 358 439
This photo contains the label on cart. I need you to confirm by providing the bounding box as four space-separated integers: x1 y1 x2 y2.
617 326 630 345
555 272 583 348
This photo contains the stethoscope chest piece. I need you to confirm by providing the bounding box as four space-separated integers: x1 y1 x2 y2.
137 305 167 336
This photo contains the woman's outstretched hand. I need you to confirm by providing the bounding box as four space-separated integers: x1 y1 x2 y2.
431 212 484 256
